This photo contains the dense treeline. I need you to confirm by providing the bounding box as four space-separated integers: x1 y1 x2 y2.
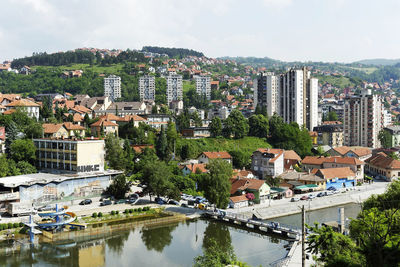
11 51 96 68
11 50 149 69
142 46 204 58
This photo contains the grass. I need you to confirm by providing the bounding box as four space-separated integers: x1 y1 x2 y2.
183 80 195 93
348 66 378 74
78 208 161 224
316 75 355 89
176 136 271 159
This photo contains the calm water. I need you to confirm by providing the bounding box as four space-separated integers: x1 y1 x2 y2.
0 219 290 267
272 203 362 228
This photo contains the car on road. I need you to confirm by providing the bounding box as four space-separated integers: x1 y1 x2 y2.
308 194 315 199
317 192 325 197
300 195 309 201
181 203 188 207
290 197 300 202
100 199 112 206
38 205 55 211
326 191 334 196
155 197 166 205
79 199 92 205
168 200 180 205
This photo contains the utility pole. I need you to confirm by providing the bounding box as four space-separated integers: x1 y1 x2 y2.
302 205 306 267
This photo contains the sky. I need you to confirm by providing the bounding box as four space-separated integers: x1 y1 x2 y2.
1 0 399 63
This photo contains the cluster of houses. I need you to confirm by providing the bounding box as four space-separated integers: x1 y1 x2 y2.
178 145 400 209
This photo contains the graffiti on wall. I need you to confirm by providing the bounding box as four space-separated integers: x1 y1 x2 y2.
19 176 110 204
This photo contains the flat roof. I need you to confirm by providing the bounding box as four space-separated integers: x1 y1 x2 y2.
0 170 123 188
33 138 104 143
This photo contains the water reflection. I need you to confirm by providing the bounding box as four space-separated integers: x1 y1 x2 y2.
106 230 130 255
202 221 232 253
140 223 179 252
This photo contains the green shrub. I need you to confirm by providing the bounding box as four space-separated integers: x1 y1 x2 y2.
98 212 103 217
0 224 4 231
7 223 13 229
116 210 119 215
92 212 98 218
111 210 115 216
19 222 24 227
129 209 134 213
19 227 27 234
13 223 19 228
137 208 142 212
124 209 129 214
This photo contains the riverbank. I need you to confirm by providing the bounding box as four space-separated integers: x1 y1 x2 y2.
238 181 388 220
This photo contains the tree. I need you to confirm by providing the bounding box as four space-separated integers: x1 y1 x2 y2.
203 159 232 209
156 127 169 160
16 161 36 174
248 114 269 138
166 122 178 156
0 155 9 177
191 112 203 127
105 135 126 170
209 117 222 137
222 110 249 139
106 174 130 200
10 139 36 164
229 150 250 169
378 129 392 148
324 111 339 122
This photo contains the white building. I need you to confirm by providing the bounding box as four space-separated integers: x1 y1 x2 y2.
279 67 318 131
343 89 383 148
194 75 211 100
257 72 279 117
139 75 155 101
104 75 121 101
383 109 392 127
166 72 183 104
5 99 40 120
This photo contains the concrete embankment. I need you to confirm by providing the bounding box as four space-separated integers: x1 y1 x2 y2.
239 182 388 220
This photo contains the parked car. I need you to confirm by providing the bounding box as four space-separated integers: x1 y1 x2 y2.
317 192 325 197
181 203 188 207
100 199 112 206
326 191 334 196
168 200 179 205
38 205 55 212
300 195 309 201
79 199 92 205
114 199 125 204
308 194 315 199
290 197 300 202
327 186 337 191
155 197 166 205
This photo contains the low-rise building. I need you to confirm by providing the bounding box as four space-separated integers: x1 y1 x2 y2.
365 152 400 181
327 146 372 161
313 122 344 147
198 151 232 164
181 127 210 138
230 177 270 204
315 167 356 189
382 125 400 147
279 171 326 191
302 156 364 183
5 99 40 120
251 148 284 178
229 195 249 208
181 163 208 176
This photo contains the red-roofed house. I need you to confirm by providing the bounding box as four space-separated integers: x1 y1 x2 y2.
230 177 270 204
229 195 249 208
315 167 356 189
90 118 118 137
181 163 208 176
198 151 232 164
251 148 284 178
63 122 86 137
42 123 69 138
365 152 400 181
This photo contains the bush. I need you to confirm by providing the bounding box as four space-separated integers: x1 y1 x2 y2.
7 223 13 229
92 212 98 218
13 223 19 228
124 209 129 214
19 222 24 227
98 212 103 217
111 210 115 216
0 224 4 231
137 208 142 212
19 227 27 234
129 209 134 213
116 210 119 215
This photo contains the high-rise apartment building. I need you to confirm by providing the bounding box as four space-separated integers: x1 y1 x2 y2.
194 75 211 100
166 72 183 104
279 67 318 131
343 89 383 148
139 75 155 101
104 75 121 101
257 72 279 117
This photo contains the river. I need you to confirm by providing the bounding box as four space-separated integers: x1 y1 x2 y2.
0 203 361 267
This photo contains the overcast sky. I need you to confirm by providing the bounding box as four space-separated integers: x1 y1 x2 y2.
1 0 399 63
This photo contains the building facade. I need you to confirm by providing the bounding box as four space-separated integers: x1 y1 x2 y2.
383 125 400 147
251 148 284 178
166 72 183 104
194 75 211 100
279 67 318 131
257 72 279 117
343 89 383 148
33 138 105 173
313 123 344 147
139 75 155 101
104 75 121 101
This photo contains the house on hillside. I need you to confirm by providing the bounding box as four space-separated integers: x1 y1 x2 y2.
181 163 208 176
6 99 40 120
198 151 232 164
42 124 69 138
328 146 372 161
63 122 86 137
